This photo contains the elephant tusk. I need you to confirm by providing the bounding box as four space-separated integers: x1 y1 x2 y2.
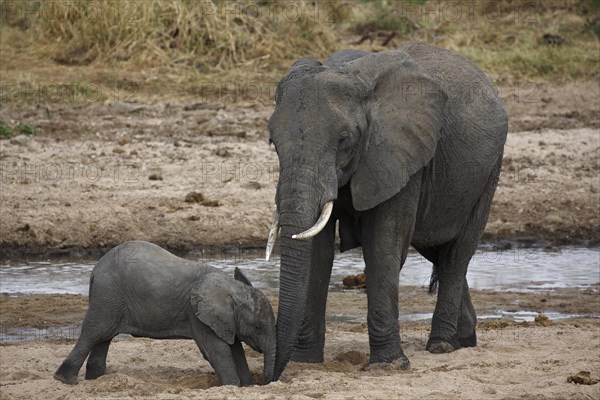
292 201 334 240
265 211 280 261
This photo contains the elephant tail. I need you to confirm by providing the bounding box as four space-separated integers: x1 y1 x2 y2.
428 264 438 295
88 272 95 303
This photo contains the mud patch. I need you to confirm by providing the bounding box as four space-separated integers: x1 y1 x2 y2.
335 350 368 365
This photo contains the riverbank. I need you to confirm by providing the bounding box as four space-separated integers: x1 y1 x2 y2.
1 80 599 258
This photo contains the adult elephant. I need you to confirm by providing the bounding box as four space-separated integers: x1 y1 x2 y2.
265 42 508 380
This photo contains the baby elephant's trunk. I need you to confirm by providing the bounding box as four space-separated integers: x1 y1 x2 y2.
263 336 276 384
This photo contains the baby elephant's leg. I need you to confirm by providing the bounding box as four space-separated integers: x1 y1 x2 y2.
54 333 95 384
191 318 240 386
230 339 253 386
85 338 113 380
55 306 119 384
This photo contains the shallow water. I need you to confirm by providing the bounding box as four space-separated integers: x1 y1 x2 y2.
3 310 597 344
1 247 598 343
1 247 598 295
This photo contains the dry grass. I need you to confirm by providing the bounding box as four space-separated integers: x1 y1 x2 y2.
0 0 598 105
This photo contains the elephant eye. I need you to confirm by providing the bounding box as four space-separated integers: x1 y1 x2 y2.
338 131 351 149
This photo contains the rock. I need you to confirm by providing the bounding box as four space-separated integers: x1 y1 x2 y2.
185 191 205 203
184 191 220 207
534 313 551 326
112 147 125 154
541 33 565 46
9 135 28 145
567 371 599 385
215 148 231 157
343 275 358 288
355 273 366 288
342 273 366 289
590 181 599 193
148 174 163 181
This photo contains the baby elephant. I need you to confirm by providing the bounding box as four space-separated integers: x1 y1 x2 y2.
55 241 276 386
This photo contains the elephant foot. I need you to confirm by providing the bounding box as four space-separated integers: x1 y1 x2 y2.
85 368 105 380
458 331 477 348
54 362 80 385
367 346 410 370
364 356 410 371
54 371 79 385
426 337 460 354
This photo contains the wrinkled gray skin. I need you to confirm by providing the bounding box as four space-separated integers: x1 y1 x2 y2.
269 42 508 379
54 241 276 387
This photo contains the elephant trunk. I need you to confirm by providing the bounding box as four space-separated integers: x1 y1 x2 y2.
263 334 276 385
274 225 313 380
272 160 337 381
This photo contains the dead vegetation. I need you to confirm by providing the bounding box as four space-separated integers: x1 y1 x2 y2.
0 0 598 105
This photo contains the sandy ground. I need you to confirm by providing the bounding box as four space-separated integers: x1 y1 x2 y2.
1 288 599 400
0 81 599 259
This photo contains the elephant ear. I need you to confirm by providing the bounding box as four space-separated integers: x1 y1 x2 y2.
190 274 235 345
234 267 253 287
347 51 448 211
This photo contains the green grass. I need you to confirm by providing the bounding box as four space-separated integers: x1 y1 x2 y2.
0 121 13 139
17 122 36 136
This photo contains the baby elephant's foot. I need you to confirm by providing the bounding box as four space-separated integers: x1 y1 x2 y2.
54 371 79 385
54 361 80 385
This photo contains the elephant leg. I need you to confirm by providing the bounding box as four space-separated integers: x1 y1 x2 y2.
54 334 94 385
84 338 113 380
55 309 118 385
230 339 253 386
291 218 335 363
415 245 476 349
190 318 240 386
362 174 421 367
427 158 500 353
426 247 469 353
457 279 477 347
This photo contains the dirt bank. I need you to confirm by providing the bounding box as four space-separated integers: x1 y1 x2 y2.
0 80 598 258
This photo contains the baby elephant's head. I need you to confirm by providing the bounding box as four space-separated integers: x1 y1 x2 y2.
191 268 276 385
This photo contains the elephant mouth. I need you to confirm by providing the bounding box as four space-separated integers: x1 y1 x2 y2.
265 201 333 261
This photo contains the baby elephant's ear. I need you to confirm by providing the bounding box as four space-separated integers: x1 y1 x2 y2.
190 277 235 345
234 267 253 287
